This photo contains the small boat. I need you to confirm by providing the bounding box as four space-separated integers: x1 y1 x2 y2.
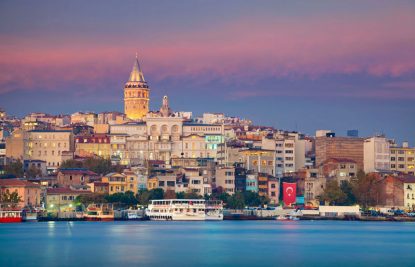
0 205 22 223
22 208 39 222
121 209 144 220
84 204 114 221
276 215 300 221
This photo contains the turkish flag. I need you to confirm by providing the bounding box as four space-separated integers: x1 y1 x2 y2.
283 182 297 206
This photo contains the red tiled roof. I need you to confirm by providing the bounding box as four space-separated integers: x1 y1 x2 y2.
0 179 40 188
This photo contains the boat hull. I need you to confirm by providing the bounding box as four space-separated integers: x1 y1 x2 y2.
0 217 22 223
84 216 114 222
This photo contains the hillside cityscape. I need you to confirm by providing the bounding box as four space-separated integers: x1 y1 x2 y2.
0 55 414 218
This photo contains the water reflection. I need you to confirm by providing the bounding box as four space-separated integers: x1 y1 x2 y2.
0 221 414 267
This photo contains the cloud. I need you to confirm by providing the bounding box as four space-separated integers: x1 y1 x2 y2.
0 6 414 98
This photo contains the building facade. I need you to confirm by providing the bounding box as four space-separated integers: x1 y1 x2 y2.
124 55 150 120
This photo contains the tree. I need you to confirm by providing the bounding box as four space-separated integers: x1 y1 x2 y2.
26 165 42 178
149 188 164 200
319 180 347 205
137 189 151 205
351 171 378 208
61 159 83 169
0 189 22 205
105 191 138 207
175 192 185 199
4 160 24 177
75 193 107 206
226 192 245 209
340 181 356 205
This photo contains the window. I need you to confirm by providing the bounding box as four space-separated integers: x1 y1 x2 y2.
159 181 165 187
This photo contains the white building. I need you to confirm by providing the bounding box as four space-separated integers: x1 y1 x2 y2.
363 136 390 173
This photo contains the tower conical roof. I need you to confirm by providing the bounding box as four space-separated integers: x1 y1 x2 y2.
128 54 146 82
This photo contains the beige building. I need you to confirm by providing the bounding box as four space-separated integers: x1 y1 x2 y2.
57 168 99 187
124 55 150 120
5 129 25 160
24 130 74 171
6 129 74 171
102 171 138 194
110 96 224 166
75 134 111 158
46 188 89 212
215 167 235 195
304 168 326 206
404 176 415 210
390 143 415 175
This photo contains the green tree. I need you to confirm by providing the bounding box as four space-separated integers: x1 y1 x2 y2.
4 160 24 177
226 192 245 209
75 193 107 206
26 165 42 178
137 189 151 205
105 191 138 207
319 180 347 205
340 181 356 205
149 188 164 200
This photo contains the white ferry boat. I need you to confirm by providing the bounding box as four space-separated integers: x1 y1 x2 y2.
146 199 223 221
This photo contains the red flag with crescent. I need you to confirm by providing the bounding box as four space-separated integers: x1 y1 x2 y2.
283 182 296 206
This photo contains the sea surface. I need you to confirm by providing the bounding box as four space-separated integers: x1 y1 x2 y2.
0 220 414 267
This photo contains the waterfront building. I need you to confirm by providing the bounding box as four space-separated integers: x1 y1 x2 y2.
373 173 405 208
102 171 138 194
124 55 149 120
246 173 258 193
364 136 391 173
75 134 111 158
46 188 89 212
403 176 415 210
215 167 236 195
390 142 415 175
267 177 279 205
57 168 99 187
315 136 364 170
234 166 247 192
304 168 325 206
0 179 41 208
87 181 109 194
147 176 158 190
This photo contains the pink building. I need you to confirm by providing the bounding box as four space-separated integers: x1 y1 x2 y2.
0 179 41 208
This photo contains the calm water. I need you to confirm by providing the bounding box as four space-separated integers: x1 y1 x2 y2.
0 221 414 267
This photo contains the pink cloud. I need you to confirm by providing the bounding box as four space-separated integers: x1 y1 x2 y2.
0 6 414 96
